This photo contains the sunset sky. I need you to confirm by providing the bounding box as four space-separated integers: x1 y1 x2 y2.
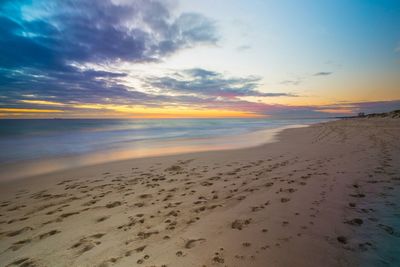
0 0 399 118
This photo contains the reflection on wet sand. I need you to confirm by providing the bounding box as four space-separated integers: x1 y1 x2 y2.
0 125 306 181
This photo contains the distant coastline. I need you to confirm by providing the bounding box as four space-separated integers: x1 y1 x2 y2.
337 109 400 119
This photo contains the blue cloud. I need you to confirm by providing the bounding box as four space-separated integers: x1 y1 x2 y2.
1 0 217 69
149 68 295 99
0 0 220 109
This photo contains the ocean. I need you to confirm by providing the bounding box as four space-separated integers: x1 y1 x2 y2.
0 118 329 180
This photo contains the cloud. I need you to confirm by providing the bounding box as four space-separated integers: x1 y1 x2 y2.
0 64 298 117
0 0 217 70
280 80 301 86
0 0 223 113
281 71 333 87
0 69 165 109
335 100 400 114
313 72 332 76
1 1 398 119
184 68 219 78
148 68 296 99
237 45 251 52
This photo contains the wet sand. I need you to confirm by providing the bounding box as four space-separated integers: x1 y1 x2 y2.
0 118 399 267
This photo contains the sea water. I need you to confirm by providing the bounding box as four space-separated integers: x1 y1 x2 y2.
0 118 329 179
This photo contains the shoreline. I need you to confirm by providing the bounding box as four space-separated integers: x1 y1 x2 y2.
0 118 399 266
0 124 310 182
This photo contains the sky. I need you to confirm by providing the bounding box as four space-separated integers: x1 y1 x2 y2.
0 0 399 118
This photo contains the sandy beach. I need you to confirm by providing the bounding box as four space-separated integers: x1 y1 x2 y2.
0 117 399 267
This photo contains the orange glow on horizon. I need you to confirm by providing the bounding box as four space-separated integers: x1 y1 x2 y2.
71 103 266 118
19 100 66 106
0 104 266 118
7 98 396 118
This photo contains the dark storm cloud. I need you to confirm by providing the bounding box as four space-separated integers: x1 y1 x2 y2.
149 68 295 99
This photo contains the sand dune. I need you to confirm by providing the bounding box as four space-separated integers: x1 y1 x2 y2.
0 118 399 267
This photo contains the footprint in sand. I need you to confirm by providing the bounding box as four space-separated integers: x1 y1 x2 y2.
281 197 291 203
38 229 61 240
6 226 33 237
96 215 110 223
231 219 252 230
345 218 363 226
70 233 105 255
105 201 122 208
242 242 251 247
184 238 206 249
7 257 39 267
8 238 31 251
